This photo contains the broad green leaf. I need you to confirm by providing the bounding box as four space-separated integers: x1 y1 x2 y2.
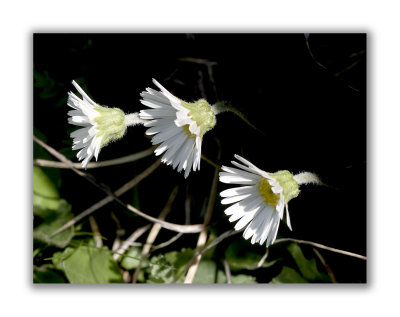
193 260 217 284
33 166 59 199
62 245 123 283
33 265 67 283
33 195 71 219
34 211 74 248
33 165 74 247
287 243 330 282
51 249 74 271
224 238 278 271
271 266 308 283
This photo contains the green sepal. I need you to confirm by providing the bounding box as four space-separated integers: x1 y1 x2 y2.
271 170 300 204
181 99 216 138
94 106 126 148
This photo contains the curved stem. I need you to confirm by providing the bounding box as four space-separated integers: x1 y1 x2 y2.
34 146 155 169
274 238 366 260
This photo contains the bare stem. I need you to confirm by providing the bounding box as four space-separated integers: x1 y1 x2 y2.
33 146 155 169
257 249 269 268
113 225 151 261
48 159 162 238
223 259 232 284
313 248 337 283
132 186 179 283
184 142 221 284
89 216 103 248
33 137 205 237
274 238 367 260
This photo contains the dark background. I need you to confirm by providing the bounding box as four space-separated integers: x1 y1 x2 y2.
33 33 366 282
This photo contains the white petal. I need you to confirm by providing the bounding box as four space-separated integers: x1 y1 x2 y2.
219 172 259 185
234 205 263 231
154 143 169 156
266 213 281 247
225 195 264 218
183 145 196 178
176 138 195 171
221 192 254 205
143 117 173 128
221 165 262 180
160 132 187 165
70 126 90 139
140 109 176 119
220 185 256 198
230 160 265 177
276 195 285 219
151 125 182 145
71 80 97 106
140 99 169 109
285 204 292 231
258 206 276 245
243 209 264 241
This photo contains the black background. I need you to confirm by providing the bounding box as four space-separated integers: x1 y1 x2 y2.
33 33 366 282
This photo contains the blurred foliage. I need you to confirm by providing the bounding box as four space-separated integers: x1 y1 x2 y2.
33 33 366 284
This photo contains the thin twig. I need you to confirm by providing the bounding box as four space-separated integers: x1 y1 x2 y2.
48 159 162 238
33 146 155 169
174 229 241 282
89 216 103 248
113 224 151 261
274 238 367 260
201 154 221 170
178 57 217 67
111 211 123 252
152 190 191 251
184 141 221 283
151 232 182 251
33 137 206 236
313 248 337 283
257 249 269 268
223 259 232 284
132 186 179 283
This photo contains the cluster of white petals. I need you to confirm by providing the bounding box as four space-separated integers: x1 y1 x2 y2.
67 81 103 168
139 79 202 178
220 154 292 248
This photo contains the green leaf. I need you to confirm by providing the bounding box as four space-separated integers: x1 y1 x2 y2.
33 166 74 247
216 270 257 284
271 266 308 283
147 254 174 284
224 238 278 271
33 166 59 199
164 248 195 281
33 195 71 219
192 260 217 284
287 243 329 282
34 211 74 248
120 246 148 270
61 245 123 283
33 265 67 283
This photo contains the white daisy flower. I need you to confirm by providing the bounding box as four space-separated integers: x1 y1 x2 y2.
139 79 216 178
67 80 127 168
219 154 301 248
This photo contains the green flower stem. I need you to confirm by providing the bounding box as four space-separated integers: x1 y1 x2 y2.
211 101 264 135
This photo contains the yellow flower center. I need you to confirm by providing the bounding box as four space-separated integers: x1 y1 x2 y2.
258 178 280 207
183 124 196 138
